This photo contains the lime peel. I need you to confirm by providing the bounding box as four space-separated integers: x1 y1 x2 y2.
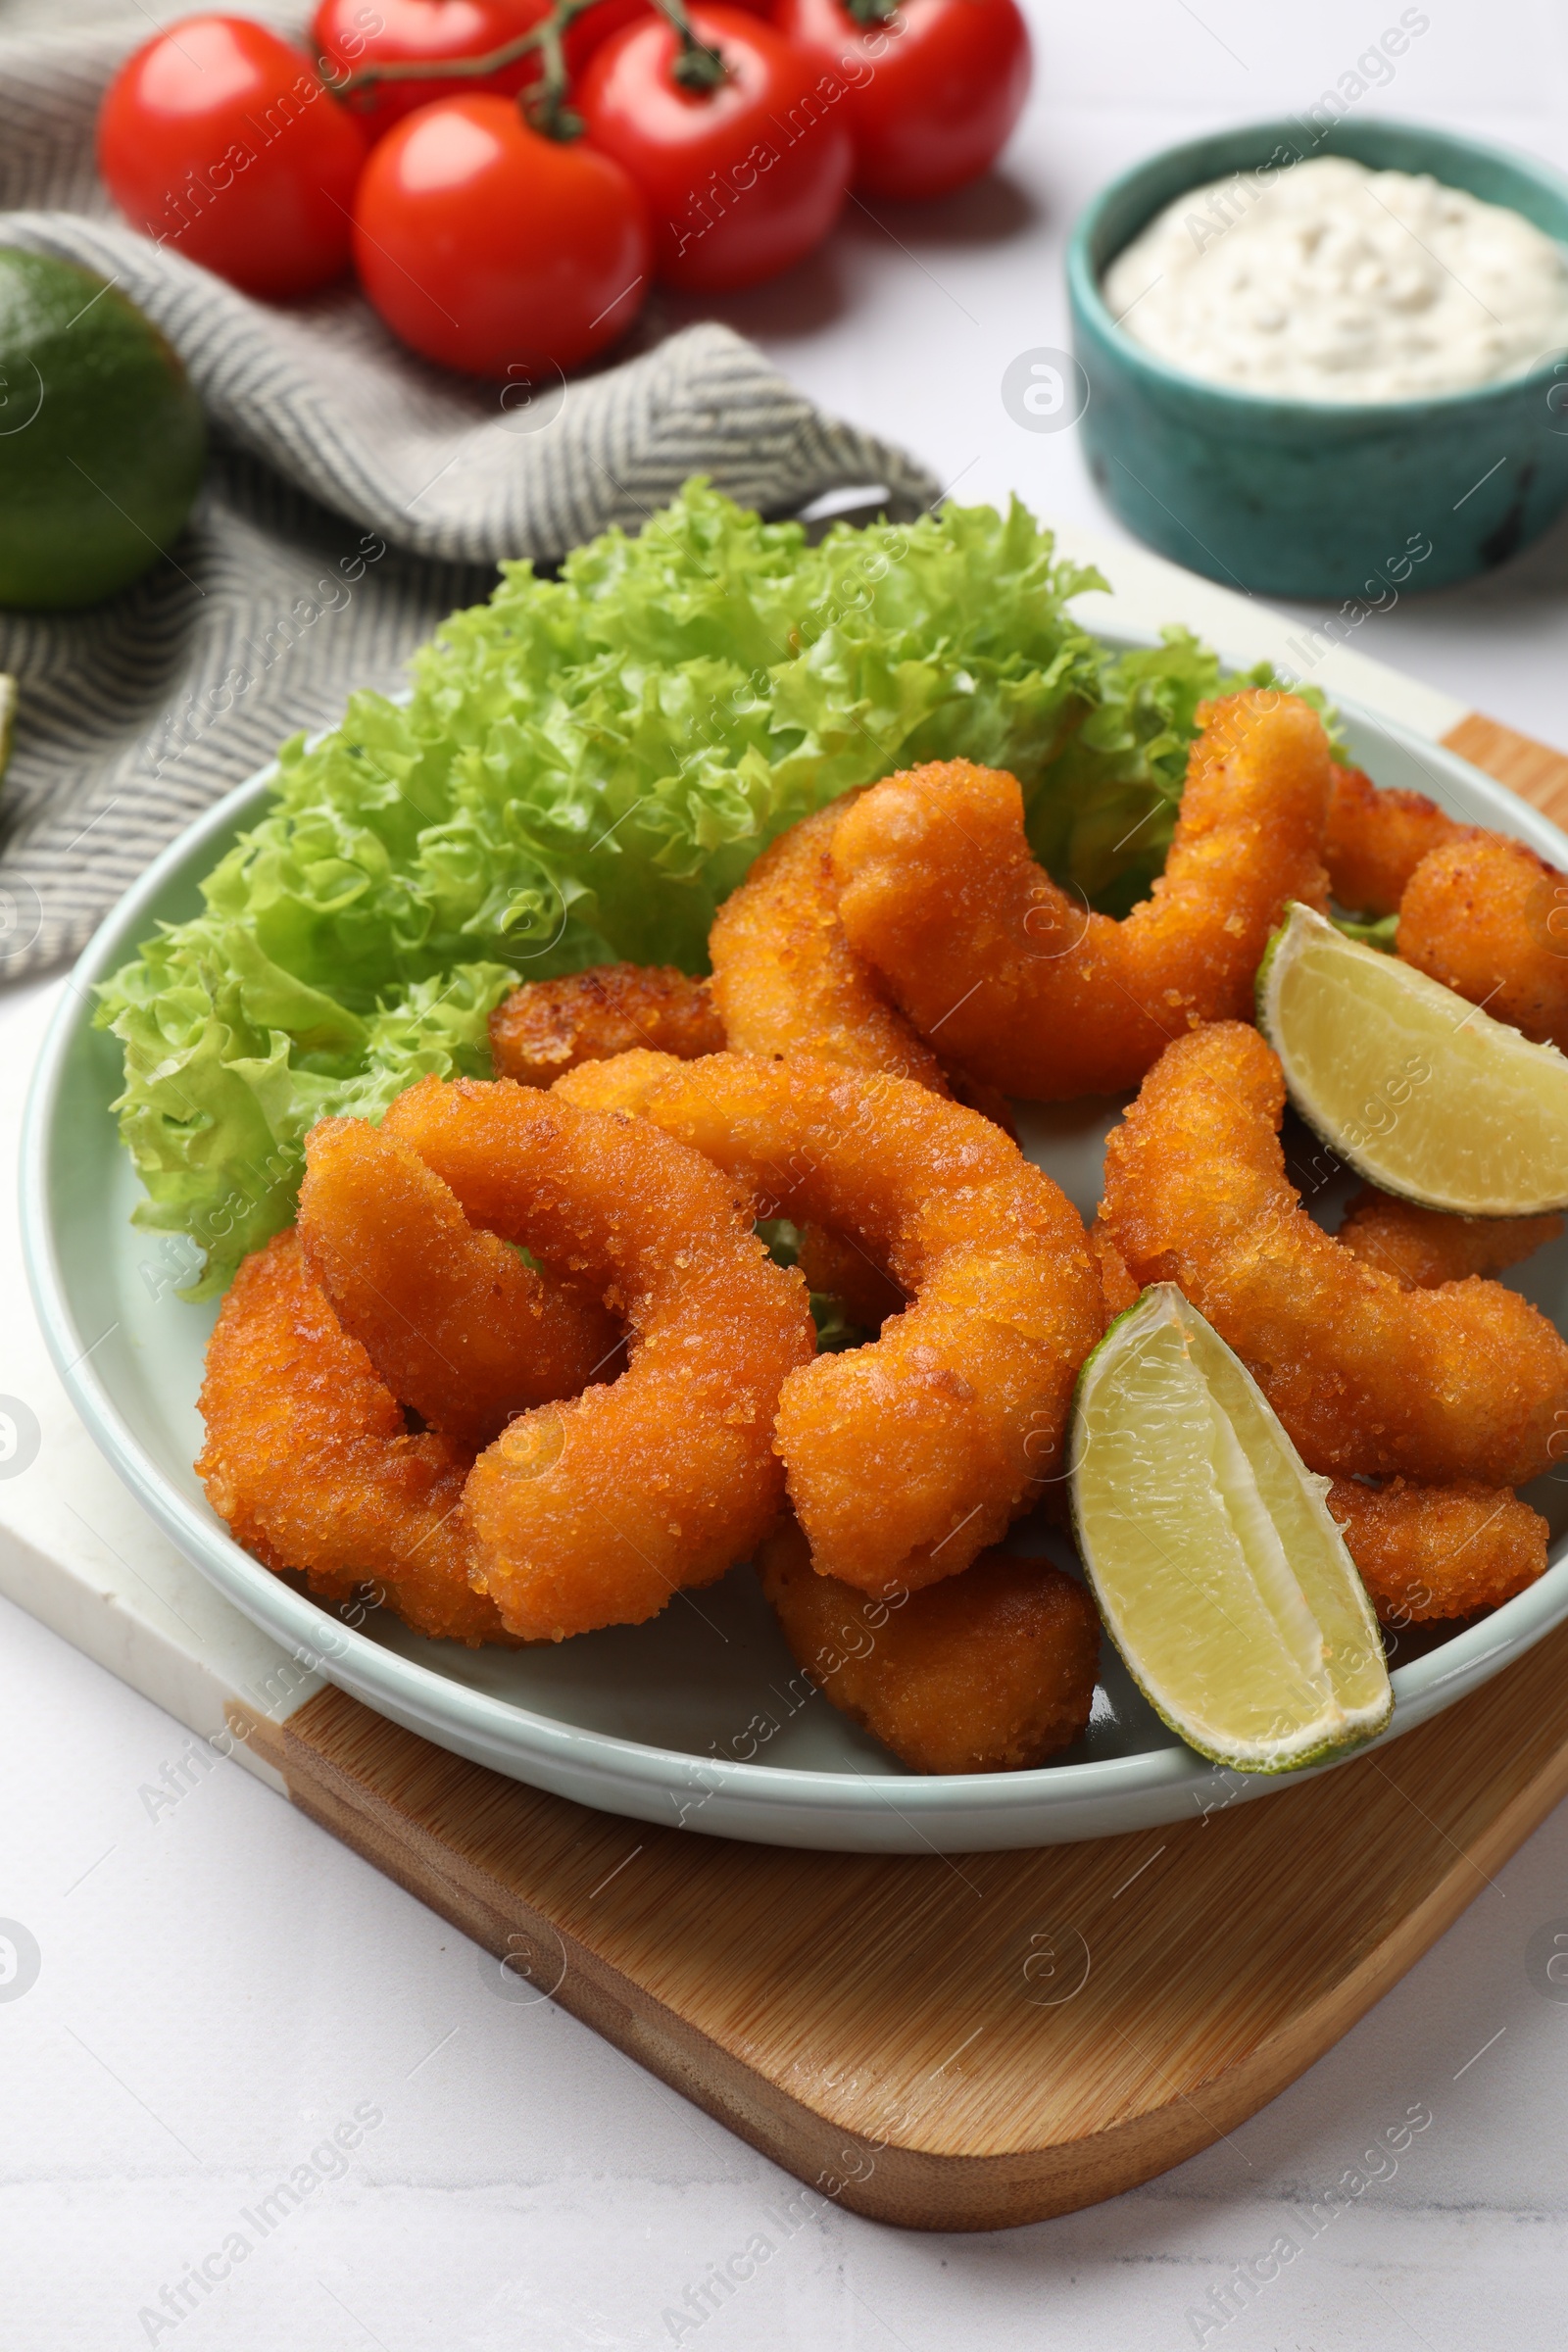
1070 1283 1392 1773
1258 900 1568 1216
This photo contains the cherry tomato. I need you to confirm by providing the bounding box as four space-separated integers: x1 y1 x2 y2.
315 0 544 135
774 0 1030 203
352 93 651 375
313 0 653 140
97 15 368 299
577 6 852 293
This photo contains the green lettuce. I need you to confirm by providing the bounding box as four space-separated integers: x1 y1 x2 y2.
1028 629 1346 918
96 479 1325 1297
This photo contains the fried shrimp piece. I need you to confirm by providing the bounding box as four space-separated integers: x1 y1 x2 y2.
1338 1187 1562 1291
298 1118 620 1450
196 1231 511 1647
1089 1220 1141 1319
709 797 953 1089
1397 831 1568 1052
757 1517 1100 1774
1325 789 1568 1049
1329 1476 1548 1623
1099 1022 1568 1486
1324 763 1466 917
794 1225 905 1332
555 1052 1104 1596
380 1075 814 1642
489 962 725 1086
832 691 1335 1101
710 800 1013 1298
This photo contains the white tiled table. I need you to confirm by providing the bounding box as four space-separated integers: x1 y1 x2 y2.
4 2 1567 2344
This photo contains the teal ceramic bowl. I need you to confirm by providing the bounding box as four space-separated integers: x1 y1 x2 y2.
1068 118 1568 598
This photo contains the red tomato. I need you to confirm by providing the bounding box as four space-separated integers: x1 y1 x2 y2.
315 0 546 135
774 0 1030 202
576 6 852 293
312 0 653 139
97 15 368 299
352 93 652 375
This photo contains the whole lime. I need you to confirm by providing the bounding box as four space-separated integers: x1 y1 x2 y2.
0 249 206 611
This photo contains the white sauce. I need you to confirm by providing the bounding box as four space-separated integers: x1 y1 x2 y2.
1102 155 1568 402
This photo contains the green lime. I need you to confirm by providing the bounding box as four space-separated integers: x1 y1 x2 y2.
1257 900 1568 1216
0 249 206 611
1071 1284 1392 1773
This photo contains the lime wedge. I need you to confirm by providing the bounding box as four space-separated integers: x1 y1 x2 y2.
1071 1284 1392 1772
1258 900 1568 1215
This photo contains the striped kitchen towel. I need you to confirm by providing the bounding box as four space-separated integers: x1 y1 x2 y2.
0 5 939 977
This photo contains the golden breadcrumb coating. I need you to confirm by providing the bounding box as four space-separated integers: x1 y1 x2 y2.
556 1051 1103 1596
489 962 725 1086
1330 1476 1547 1623
299 1116 619 1449
1397 830 1568 1052
757 1515 1100 1773
1088 1219 1142 1319
1324 763 1465 918
1338 1187 1562 1292
831 691 1334 1101
381 1075 814 1642
1099 1022 1568 1485
196 1230 512 1647
709 796 952 1087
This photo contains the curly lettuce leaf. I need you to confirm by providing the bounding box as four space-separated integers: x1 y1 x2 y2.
1027 631 1346 918
109 956 515 1296
98 483 1108 1294
95 479 1338 1298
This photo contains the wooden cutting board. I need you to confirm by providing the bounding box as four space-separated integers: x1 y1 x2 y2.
4 693 1567 2235
235 1614 1568 2233
226 706 1568 2232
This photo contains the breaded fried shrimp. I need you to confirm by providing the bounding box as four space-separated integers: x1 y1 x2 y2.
709 797 952 1088
196 1231 511 1646
1324 764 1466 917
794 1224 905 1331
1088 1220 1141 1319
1338 1187 1562 1291
556 1052 1103 1595
832 691 1335 1100
1099 1022 1568 1485
298 1118 620 1449
709 802 1016 1300
1397 831 1568 1052
381 1076 814 1642
490 962 724 1085
757 1516 1100 1773
1329 1476 1547 1623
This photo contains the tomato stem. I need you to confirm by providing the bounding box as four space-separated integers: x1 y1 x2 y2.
526 4 587 140
651 0 729 91
330 0 729 133
843 0 899 22
330 0 608 138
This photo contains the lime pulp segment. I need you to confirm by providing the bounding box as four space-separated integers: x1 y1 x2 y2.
1071 1284 1392 1772
1258 901 1568 1216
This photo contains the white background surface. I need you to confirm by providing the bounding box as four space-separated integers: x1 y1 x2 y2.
4 1 1568 2346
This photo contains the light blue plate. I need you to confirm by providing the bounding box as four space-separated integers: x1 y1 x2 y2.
21 689 1568 1849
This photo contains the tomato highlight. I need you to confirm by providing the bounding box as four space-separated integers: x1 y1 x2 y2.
97 14 368 300
775 0 1031 202
352 92 652 374
577 4 852 291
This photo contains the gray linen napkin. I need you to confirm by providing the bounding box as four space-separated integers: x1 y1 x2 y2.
0 7 938 975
